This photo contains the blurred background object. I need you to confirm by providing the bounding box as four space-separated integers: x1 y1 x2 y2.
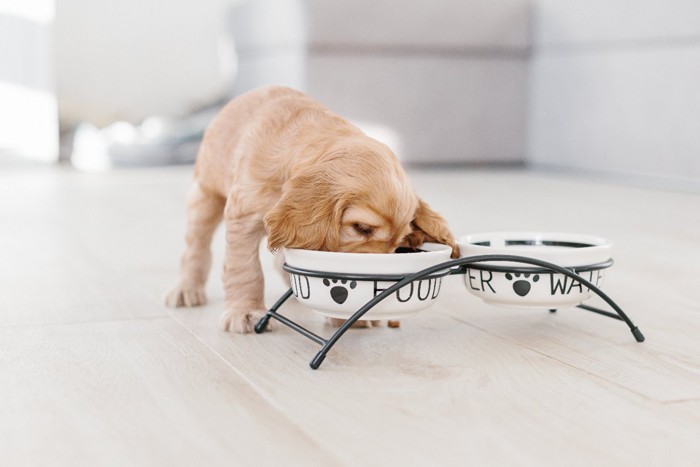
55 0 234 126
1 0 699 189
53 0 237 167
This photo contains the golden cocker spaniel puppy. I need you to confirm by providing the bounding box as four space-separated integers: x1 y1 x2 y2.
166 86 457 333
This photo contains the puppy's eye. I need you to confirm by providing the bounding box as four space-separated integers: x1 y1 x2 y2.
352 223 374 236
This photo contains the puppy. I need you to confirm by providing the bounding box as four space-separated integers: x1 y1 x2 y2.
165 85 457 333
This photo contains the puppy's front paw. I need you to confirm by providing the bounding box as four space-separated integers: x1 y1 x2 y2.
220 308 267 334
165 283 207 308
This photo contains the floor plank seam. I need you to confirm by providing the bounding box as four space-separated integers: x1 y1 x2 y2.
444 313 661 404
0 314 168 330
163 312 347 466
164 311 279 393
663 398 700 405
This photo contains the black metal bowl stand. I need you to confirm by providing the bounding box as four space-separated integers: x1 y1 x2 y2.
254 254 645 370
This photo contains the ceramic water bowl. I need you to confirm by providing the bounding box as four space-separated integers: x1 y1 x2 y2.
283 243 452 320
457 232 613 309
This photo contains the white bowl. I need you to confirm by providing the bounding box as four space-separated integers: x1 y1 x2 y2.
457 232 613 309
283 243 452 320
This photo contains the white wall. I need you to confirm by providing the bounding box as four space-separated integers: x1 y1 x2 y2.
46 0 700 186
529 0 700 187
231 0 531 164
0 0 58 161
55 0 241 126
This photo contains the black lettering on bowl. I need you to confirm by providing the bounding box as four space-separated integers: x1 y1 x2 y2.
373 278 442 302
396 282 414 303
291 274 311 299
550 274 584 296
467 268 495 293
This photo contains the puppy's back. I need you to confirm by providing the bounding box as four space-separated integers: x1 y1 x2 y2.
194 86 355 197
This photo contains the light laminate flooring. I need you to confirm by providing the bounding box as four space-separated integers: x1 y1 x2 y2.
2 162 699 466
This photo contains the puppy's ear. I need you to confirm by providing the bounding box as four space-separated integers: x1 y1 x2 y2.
264 167 346 252
404 198 459 258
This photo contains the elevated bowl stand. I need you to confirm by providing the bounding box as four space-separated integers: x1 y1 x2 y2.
254 255 645 370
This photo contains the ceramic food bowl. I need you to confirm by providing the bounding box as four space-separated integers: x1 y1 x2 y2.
283 243 452 320
457 232 613 309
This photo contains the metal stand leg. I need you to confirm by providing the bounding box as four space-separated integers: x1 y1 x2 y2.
576 303 645 342
254 288 294 334
310 277 422 369
257 255 645 369
480 255 646 343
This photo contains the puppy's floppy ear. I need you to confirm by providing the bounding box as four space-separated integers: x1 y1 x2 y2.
264 166 347 252
404 197 460 258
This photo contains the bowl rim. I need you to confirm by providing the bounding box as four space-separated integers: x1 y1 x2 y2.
457 231 612 267
457 231 611 250
282 263 454 282
283 242 453 276
284 241 450 260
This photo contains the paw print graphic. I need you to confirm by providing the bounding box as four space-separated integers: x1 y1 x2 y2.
505 272 539 297
322 278 357 304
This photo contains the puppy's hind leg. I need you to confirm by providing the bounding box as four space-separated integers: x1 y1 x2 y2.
166 182 225 307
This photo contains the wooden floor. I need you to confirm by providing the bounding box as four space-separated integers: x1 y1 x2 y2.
2 161 700 466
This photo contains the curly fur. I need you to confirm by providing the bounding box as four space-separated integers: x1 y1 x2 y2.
166 86 457 333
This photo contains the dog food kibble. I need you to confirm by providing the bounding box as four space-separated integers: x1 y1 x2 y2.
394 247 424 254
